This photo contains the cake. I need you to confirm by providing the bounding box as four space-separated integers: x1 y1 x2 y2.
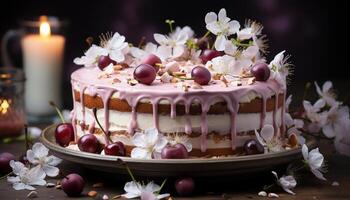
70 8 298 158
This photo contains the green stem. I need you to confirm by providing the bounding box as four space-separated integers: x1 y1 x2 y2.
263 183 275 191
93 108 113 143
126 165 137 183
49 101 65 123
156 178 167 195
302 82 311 101
199 31 210 42
0 172 13 180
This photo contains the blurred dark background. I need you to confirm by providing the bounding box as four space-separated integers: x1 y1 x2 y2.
0 0 347 108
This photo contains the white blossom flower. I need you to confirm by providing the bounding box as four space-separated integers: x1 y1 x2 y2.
206 55 235 75
73 45 105 67
303 99 328 133
315 81 339 107
269 50 291 89
170 26 194 40
122 181 170 199
154 27 189 59
237 20 264 41
131 128 168 159
322 105 350 138
130 42 158 60
272 171 297 195
334 123 350 156
26 143 62 177
167 134 192 152
7 161 46 190
100 32 129 63
302 144 327 181
255 124 283 153
205 8 240 51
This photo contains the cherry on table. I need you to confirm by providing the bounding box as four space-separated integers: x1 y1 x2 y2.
104 142 126 156
61 173 85 197
161 144 188 159
175 177 195 196
78 134 100 153
133 64 157 85
191 66 211 85
0 152 15 173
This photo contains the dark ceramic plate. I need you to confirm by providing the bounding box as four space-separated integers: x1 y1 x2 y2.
40 124 316 177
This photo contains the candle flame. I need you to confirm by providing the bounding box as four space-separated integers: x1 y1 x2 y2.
0 99 10 114
40 16 51 37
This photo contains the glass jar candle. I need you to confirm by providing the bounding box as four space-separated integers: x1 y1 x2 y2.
0 67 26 137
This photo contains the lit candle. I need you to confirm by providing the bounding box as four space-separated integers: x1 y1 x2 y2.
0 99 25 137
21 16 65 116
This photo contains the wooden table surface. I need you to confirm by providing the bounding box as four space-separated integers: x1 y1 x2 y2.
1 127 350 200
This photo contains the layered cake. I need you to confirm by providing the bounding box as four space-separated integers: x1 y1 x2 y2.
70 8 297 158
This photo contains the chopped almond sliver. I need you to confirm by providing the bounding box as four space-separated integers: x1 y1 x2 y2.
88 190 98 197
247 77 256 85
127 78 138 86
220 76 229 87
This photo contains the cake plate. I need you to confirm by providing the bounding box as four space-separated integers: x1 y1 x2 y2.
40 124 316 177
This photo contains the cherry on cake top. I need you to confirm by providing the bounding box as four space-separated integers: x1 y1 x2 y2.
73 8 292 90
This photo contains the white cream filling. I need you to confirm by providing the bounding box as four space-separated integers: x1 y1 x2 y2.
75 125 256 149
74 102 282 136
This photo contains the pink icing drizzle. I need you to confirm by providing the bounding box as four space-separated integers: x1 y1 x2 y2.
71 67 286 151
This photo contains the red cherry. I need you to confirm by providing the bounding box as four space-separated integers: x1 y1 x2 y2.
191 66 211 85
141 54 161 71
250 63 270 81
161 144 188 159
61 173 85 197
98 56 116 70
243 139 264 155
199 49 222 64
133 64 156 85
77 134 100 153
175 177 195 196
55 123 74 147
104 142 126 156
0 152 15 173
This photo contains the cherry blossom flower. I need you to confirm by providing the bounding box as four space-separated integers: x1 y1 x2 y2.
334 123 350 156
237 20 264 41
170 26 194 40
206 55 236 75
269 50 292 89
26 143 62 177
303 99 327 133
315 81 339 107
154 27 189 59
302 144 327 181
73 45 105 67
272 171 297 195
7 161 46 190
205 8 240 51
100 32 129 63
74 32 129 67
130 42 158 61
122 181 170 199
131 128 168 159
322 105 350 138
255 124 283 153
